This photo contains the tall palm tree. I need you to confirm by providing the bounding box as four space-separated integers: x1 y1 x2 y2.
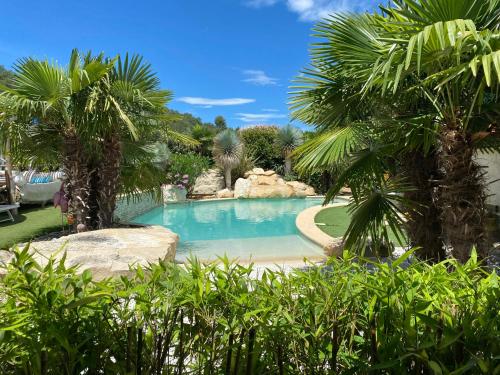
1 50 194 229
292 0 500 262
82 53 174 228
212 129 243 189
0 52 113 226
276 124 302 175
0 95 17 207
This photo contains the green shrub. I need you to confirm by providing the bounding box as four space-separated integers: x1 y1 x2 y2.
232 151 257 184
0 247 498 374
239 126 282 171
166 152 210 193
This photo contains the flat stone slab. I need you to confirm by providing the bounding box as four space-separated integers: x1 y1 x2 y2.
0 226 178 279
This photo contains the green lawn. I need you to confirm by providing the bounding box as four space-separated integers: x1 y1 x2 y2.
0 205 66 249
314 206 406 244
314 206 352 238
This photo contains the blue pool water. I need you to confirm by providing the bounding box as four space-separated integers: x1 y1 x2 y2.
132 198 340 262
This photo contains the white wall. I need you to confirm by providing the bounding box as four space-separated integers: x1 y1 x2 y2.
476 151 500 208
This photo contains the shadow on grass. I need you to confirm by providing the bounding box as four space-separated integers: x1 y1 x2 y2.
0 204 67 250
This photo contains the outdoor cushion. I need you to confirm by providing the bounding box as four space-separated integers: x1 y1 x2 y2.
30 176 53 184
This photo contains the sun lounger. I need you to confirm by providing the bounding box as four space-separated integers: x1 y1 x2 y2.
0 203 20 223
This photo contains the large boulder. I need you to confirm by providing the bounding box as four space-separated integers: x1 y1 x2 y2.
286 181 316 197
236 168 316 199
192 169 225 195
244 168 266 177
234 178 251 198
216 188 234 199
1 226 178 279
248 184 294 198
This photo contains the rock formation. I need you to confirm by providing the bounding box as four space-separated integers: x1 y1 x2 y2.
216 188 234 198
192 169 225 195
234 168 315 199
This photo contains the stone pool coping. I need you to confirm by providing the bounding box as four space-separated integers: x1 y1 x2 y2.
1 226 178 280
172 195 328 204
296 200 350 257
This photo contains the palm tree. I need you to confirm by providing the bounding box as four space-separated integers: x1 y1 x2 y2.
276 124 302 175
0 96 17 208
1 50 194 229
212 129 243 189
0 69 16 208
85 53 175 228
191 124 215 156
291 0 500 262
0 52 113 227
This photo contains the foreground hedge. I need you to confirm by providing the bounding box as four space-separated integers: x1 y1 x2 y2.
0 247 498 374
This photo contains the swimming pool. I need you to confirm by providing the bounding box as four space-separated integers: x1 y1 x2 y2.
132 198 344 262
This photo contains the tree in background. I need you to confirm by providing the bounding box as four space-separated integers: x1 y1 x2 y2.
0 66 13 88
292 0 500 262
276 124 302 175
212 129 243 189
191 124 216 157
239 126 282 170
214 115 227 131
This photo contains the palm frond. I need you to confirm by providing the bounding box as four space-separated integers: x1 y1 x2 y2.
343 178 411 254
293 124 366 172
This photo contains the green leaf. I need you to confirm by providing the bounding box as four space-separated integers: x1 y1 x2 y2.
392 247 417 269
482 54 492 86
428 360 443 375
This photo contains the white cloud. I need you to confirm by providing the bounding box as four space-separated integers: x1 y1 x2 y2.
246 0 373 21
245 0 279 7
178 97 255 106
243 70 278 86
262 108 279 112
235 112 287 123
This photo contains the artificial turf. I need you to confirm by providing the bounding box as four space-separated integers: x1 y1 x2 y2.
314 205 352 238
0 205 67 249
314 205 405 244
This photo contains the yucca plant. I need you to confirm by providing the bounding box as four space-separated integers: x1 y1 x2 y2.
276 124 303 175
212 129 243 189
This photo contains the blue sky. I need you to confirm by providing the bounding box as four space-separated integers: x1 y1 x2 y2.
0 0 378 129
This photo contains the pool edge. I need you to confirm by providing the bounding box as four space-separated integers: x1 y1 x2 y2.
295 201 348 257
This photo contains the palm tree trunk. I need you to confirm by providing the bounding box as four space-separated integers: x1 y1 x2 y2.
284 156 292 175
63 130 90 229
402 150 445 262
224 168 232 190
437 126 488 262
87 167 100 230
97 133 121 228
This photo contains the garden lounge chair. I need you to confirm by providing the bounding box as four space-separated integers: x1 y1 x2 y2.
14 171 63 206
0 203 20 223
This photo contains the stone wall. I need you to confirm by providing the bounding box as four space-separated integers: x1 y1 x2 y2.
114 192 162 223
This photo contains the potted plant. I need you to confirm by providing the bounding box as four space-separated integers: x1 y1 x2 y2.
163 174 189 203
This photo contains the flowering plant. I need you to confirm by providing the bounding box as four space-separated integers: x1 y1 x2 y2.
165 153 211 193
166 173 189 190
